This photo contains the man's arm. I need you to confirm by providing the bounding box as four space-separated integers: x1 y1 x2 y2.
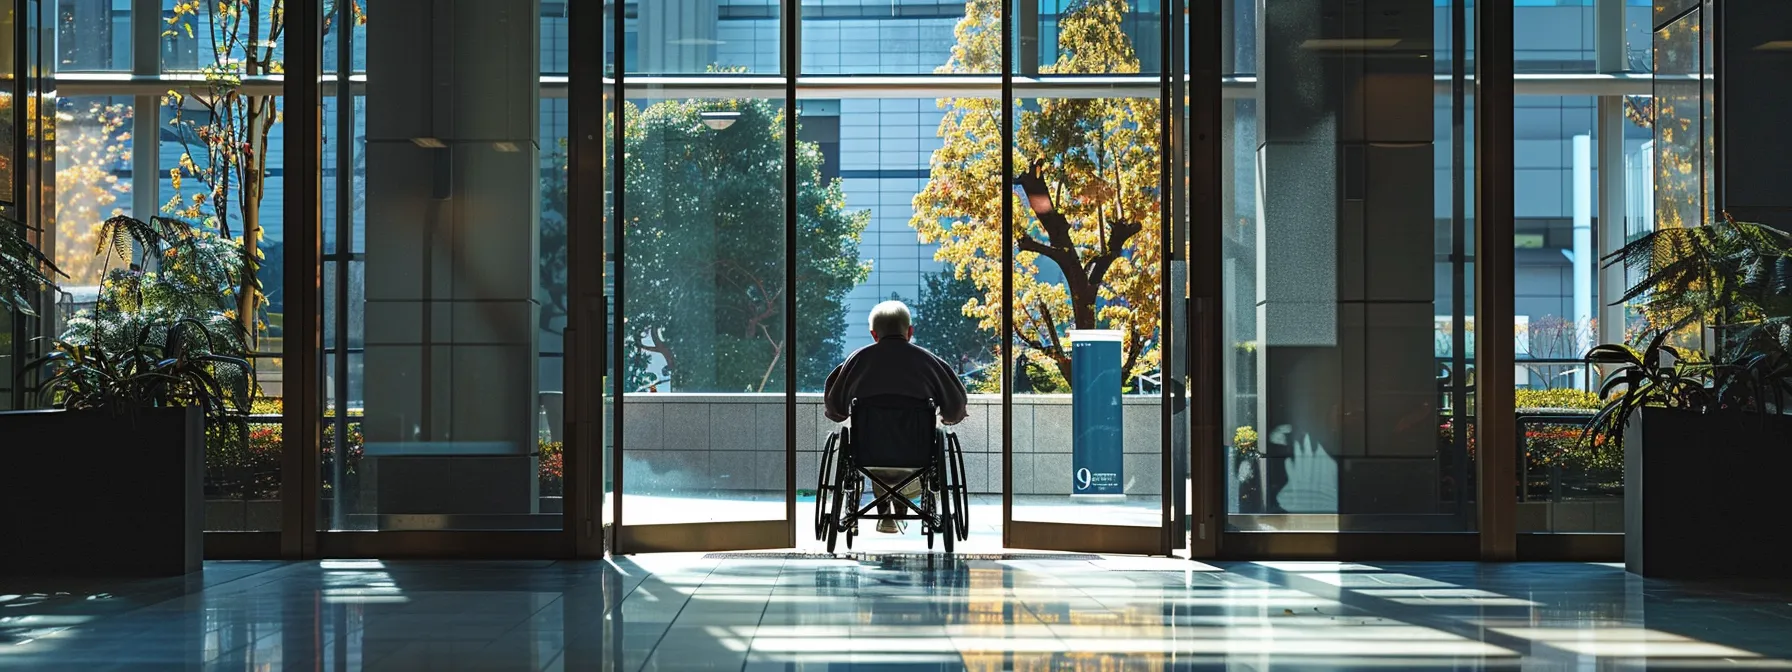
934 357 970 425
822 360 850 423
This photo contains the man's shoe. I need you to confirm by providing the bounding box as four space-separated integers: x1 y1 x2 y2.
877 519 905 534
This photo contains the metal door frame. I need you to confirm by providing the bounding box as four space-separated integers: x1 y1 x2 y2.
604 0 799 555
1000 0 1183 557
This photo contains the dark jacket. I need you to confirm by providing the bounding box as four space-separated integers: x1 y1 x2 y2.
822 337 969 424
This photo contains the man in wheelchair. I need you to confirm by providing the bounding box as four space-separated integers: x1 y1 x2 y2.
822 301 969 537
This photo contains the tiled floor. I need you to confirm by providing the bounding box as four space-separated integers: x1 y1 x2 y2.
4 556 1791 670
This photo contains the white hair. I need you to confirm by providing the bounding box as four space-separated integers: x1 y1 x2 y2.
869 301 912 338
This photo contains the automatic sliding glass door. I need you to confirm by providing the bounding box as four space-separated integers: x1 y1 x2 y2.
607 3 795 553
999 1 1181 555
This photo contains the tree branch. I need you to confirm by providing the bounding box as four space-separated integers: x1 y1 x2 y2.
635 327 677 380
754 325 784 393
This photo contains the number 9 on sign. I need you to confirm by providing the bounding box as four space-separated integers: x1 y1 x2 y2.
1076 468 1092 491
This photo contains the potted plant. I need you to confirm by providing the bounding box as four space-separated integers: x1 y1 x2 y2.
1229 426 1264 512
1 216 253 576
1585 215 1792 578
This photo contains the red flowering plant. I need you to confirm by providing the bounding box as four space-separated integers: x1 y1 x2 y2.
539 441 564 497
1438 388 1619 502
203 397 367 499
205 397 283 500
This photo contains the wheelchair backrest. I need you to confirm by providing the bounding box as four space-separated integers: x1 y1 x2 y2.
848 395 936 469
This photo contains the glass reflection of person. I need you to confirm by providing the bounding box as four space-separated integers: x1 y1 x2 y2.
823 301 970 533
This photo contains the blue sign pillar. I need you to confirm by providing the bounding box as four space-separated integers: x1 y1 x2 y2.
1069 329 1125 498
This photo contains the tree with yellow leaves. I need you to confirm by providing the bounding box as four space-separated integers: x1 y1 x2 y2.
912 0 1162 385
163 0 363 347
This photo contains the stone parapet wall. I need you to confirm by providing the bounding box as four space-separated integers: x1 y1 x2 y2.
607 393 1166 496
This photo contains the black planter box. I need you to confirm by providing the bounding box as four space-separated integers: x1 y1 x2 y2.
0 407 204 576
1626 406 1792 579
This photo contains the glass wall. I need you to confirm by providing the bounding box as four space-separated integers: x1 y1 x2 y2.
13 0 1665 551
612 0 792 528
615 93 791 525
1005 91 1166 526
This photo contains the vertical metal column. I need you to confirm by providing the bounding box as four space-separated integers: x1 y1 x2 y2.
608 0 627 551
999 0 1014 550
6 0 31 408
330 0 354 533
28 0 52 355
1595 0 1629 349
130 0 158 228
282 0 324 558
1474 0 1517 561
1186 0 1223 558
782 0 799 549
1450 0 1470 527
1159 0 1186 555
567 0 606 558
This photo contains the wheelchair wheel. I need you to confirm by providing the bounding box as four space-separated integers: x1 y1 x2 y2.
823 435 848 554
932 432 956 554
814 433 839 541
948 434 971 541
939 481 955 553
824 483 843 554
842 478 861 551
922 483 936 550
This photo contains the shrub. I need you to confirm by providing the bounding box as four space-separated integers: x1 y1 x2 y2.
539 441 564 497
203 397 366 500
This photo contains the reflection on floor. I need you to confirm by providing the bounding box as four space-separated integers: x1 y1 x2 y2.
4 558 1791 670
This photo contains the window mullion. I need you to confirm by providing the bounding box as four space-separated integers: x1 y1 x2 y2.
132 0 160 228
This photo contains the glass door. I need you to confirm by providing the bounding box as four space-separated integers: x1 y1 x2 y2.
607 0 794 553
309 0 590 557
1000 1 1181 556
1207 0 1479 552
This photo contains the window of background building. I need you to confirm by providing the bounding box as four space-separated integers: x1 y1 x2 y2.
801 1 962 74
621 0 781 75
57 0 130 71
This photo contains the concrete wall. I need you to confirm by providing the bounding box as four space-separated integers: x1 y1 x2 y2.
608 393 1169 496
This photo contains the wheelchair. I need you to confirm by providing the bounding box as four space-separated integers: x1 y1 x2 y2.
814 395 971 553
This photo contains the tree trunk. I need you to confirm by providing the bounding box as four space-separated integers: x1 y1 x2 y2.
236 102 268 351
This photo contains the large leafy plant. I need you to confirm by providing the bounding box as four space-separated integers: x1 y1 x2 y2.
1583 215 1792 450
67 215 251 355
22 317 252 421
1610 214 1792 351
1 215 64 316
14 215 255 423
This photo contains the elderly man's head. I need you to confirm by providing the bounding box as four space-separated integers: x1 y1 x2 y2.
868 301 913 341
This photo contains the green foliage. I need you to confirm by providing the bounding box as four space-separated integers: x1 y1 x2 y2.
540 138 570 334
914 271 996 374
1612 215 1792 349
22 318 253 422
970 353 1069 393
1 215 63 316
618 99 870 393
1583 215 1792 454
538 441 564 497
59 216 253 399
1514 388 1602 411
207 397 364 500
1232 426 1259 458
